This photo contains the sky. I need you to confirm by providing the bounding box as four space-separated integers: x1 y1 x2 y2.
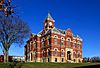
0 0 100 57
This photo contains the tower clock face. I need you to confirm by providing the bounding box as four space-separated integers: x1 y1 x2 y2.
49 22 52 26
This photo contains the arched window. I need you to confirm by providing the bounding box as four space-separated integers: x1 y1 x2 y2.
31 53 32 61
74 59 76 62
68 38 70 42
78 51 80 58
34 51 36 62
73 43 76 48
28 53 30 61
78 53 80 58
67 38 71 47
61 50 64 56
47 49 51 56
41 38 45 46
77 42 80 49
54 35 58 45
42 51 45 57
61 37 64 46
27 44 30 50
73 52 76 58
47 36 51 45
34 42 36 49
54 49 58 55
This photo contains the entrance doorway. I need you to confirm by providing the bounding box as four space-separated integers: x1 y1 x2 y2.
67 51 71 60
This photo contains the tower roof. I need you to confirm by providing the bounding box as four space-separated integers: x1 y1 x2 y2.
45 12 54 21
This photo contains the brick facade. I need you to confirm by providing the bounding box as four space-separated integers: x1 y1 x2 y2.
24 13 82 63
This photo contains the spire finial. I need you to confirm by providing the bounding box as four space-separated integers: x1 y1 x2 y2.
46 11 53 20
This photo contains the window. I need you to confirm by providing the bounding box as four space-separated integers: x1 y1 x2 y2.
34 42 36 49
67 38 71 47
68 39 70 42
78 53 80 58
67 42 70 47
73 43 76 48
78 59 80 62
43 51 45 57
28 54 30 61
54 49 58 55
61 50 64 56
61 38 64 46
48 58 50 62
34 51 36 62
61 41 64 46
47 49 51 56
77 42 80 49
47 36 51 45
41 39 45 46
55 58 57 62
74 59 75 62
78 44 80 49
62 58 64 62
73 52 76 58
78 51 80 58
54 36 58 45
31 53 32 61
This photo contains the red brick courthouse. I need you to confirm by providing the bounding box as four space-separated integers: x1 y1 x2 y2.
24 13 82 63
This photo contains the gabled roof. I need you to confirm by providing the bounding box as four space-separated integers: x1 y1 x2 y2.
52 27 65 34
38 30 43 35
66 28 72 33
37 27 65 36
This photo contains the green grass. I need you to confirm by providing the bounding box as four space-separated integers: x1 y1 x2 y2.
21 62 100 68
0 62 100 68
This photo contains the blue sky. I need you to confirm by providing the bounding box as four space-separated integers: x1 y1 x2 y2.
0 0 100 57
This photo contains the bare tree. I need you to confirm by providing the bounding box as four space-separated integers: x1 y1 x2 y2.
0 14 30 62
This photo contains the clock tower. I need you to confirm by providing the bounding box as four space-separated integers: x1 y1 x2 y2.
44 12 54 31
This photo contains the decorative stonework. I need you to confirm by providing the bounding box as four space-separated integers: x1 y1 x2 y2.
24 13 82 63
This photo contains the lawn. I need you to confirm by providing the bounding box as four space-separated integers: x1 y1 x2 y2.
21 62 100 68
0 62 100 68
